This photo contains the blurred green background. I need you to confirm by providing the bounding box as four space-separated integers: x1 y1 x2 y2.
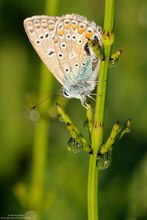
0 0 147 219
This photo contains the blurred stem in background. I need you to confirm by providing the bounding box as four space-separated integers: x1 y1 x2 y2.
88 0 115 219
29 0 59 214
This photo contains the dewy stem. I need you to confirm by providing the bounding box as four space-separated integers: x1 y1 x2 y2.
87 0 115 220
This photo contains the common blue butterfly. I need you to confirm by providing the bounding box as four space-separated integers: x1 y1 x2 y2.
24 14 102 106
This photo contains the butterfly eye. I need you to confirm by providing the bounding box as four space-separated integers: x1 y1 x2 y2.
63 90 70 97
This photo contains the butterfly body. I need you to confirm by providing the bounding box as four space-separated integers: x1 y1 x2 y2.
24 14 102 105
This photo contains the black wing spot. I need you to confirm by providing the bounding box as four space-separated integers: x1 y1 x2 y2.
40 35 44 39
45 33 49 38
84 43 90 56
48 51 54 56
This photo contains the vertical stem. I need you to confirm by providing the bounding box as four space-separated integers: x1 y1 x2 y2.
88 0 115 219
88 153 99 220
29 0 59 212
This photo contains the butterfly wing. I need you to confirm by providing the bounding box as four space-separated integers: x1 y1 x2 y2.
54 14 102 83
53 15 102 104
24 15 66 86
24 14 102 89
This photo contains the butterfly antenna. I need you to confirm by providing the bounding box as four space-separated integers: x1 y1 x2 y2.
31 89 62 110
31 95 51 110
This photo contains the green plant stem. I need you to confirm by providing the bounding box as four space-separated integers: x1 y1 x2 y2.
29 0 59 211
88 0 115 219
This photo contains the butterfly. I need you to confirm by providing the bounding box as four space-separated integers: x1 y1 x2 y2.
23 14 102 107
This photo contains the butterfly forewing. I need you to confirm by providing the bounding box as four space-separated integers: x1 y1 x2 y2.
24 15 66 86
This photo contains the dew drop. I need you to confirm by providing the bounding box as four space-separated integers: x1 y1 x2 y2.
25 109 40 122
96 151 112 170
67 137 82 153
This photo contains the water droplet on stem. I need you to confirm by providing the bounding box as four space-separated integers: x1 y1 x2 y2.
96 150 112 170
67 137 82 153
